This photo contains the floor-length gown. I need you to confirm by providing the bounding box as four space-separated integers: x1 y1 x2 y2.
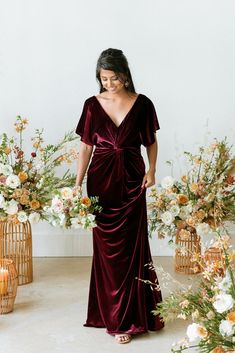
75 93 164 335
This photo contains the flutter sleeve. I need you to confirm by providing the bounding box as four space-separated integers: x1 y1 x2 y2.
75 99 94 146
140 97 160 146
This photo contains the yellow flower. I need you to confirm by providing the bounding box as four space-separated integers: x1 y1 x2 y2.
33 142 40 148
197 326 208 338
177 194 188 205
18 171 28 183
4 146 11 155
189 183 199 193
81 197 91 208
29 200 40 209
226 311 235 324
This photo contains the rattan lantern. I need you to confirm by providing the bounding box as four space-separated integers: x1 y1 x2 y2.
175 230 201 274
204 247 223 263
0 258 18 314
0 220 33 285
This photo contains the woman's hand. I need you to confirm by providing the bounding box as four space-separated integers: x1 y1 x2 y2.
141 169 155 189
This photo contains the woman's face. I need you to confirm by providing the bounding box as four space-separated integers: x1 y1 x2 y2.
99 69 125 94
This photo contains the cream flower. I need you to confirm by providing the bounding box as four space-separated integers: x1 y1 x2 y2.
5 200 18 215
213 294 235 313
51 197 64 213
6 174 21 189
161 176 175 189
28 212 40 224
0 193 5 208
17 211 28 223
170 205 180 217
60 187 73 200
0 163 13 176
161 211 174 225
186 323 206 342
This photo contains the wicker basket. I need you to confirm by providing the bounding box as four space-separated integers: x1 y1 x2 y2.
0 258 18 314
175 230 201 274
0 220 33 285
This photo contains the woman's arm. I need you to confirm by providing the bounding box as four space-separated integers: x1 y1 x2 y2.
141 134 158 189
75 142 94 188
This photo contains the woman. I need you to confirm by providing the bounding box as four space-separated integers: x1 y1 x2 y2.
75 48 164 344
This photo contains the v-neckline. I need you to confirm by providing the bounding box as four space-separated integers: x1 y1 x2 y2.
93 94 141 129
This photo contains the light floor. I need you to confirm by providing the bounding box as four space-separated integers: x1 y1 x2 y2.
1 257 198 353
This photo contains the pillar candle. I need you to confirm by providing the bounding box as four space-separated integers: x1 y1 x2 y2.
0 268 9 295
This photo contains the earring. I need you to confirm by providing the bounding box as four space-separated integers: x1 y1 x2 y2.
124 80 129 88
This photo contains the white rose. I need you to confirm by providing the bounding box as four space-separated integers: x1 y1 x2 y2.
5 200 18 215
217 273 232 293
70 216 83 229
179 206 190 220
0 193 5 208
219 320 235 337
51 197 64 213
170 205 180 216
161 211 174 225
60 187 73 200
196 223 211 237
1 164 13 176
213 294 235 313
17 211 28 223
28 212 40 224
186 323 201 342
161 176 175 189
5 174 21 189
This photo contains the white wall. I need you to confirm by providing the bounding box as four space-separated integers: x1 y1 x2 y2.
0 0 234 256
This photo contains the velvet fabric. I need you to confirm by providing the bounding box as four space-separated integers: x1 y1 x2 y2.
75 94 164 335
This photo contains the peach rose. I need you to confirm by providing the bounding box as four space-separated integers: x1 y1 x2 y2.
227 311 235 324
176 220 187 230
81 197 91 208
177 194 188 205
18 171 28 183
29 200 40 209
186 217 197 227
20 195 30 205
211 348 226 353
179 229 191 240
13 188 23 198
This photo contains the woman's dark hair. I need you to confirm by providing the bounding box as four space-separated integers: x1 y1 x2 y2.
96 48 136 94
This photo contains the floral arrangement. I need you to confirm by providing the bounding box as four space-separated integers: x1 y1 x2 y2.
148 138 235 243
44 187 102 230
0 116 78 224
153 231 235 352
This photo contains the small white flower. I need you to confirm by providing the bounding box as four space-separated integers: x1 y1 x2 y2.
186 323 201 342
0 163 13 176
196 223 211 237
28 212 40 224
5 199 18 215
60 187 73 200
70 216 83 229
51 197 64 213
219 319 235 337
170 205 180 217
5 174 21 189
0 193 5 208
161 176 175 189
17 211 28 223
217 273 232 293
213 293 235 313
161 211 174 225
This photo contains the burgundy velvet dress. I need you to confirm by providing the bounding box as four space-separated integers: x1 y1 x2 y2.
75 94 164 335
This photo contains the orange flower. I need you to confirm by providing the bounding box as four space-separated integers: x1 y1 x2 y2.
33 142 40 149
190 183 199 193
4 146 11 155
18 171 28 183
81 197 91 208
181 175 188 182
227 312 235 324
211 348 226 353
177 194 188 205
29 200 40 209
20 195 30 205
